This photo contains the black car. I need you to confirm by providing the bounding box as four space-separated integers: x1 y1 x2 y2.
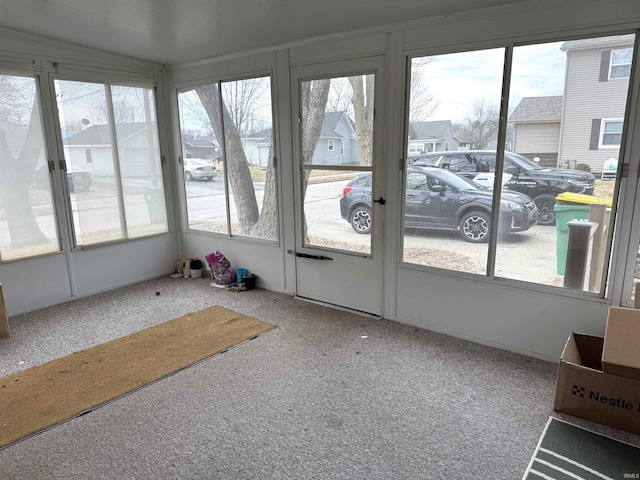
35 164 92 192
408 150 596 226
340 167 538 243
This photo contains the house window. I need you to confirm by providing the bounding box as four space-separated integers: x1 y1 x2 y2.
340 140 344 155
328 139 335 151
600 120 623 147
408 144 420 154
610 49 632 79
85 149 93 164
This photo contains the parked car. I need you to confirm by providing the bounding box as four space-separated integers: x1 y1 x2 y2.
340 167 538 243
407 150 596 226
34 164 92 192
183 158 217 181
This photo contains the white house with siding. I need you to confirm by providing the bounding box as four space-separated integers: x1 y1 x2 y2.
558 35 633 173
64 123 159 177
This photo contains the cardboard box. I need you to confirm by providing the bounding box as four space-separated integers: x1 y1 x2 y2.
554 332 640 436
602 306 640 381
0 283 9 339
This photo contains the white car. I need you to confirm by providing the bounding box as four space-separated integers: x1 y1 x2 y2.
183 158 217 181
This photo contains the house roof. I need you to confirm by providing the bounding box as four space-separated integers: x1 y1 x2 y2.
320 111 355 138
408 120 452 140
65 123 148 145
184 138 216 148
561 34 635 52
508 96 563 123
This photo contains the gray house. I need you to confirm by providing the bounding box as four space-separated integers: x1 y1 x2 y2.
508 96 563 168
242 111 357 166
558 35 633 173
407 120 459 154
183 137 219 160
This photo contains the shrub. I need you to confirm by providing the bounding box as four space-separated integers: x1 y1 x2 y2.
575 163 591 172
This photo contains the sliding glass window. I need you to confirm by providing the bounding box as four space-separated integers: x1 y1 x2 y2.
54 80 167 247
177 75 277 242
403 33 635 294
0 72 59 262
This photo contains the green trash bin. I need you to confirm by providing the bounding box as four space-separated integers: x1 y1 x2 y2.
555 204 590 275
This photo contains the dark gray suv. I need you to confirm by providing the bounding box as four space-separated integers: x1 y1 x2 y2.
408 150 596 226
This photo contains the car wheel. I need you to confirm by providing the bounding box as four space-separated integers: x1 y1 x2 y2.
185 171 193 181
533 194 556 226
206 176 213 181
459 211 490 243
350 205 372 234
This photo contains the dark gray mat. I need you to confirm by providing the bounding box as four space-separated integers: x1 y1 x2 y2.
524 417 640 479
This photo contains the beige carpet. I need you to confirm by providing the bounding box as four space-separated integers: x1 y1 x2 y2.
0 305 275 449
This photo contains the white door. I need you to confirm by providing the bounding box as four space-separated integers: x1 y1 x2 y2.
290 57 385 315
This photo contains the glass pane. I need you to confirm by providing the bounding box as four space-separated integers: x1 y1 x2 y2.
177 86 227 234
0 74 59 260
301 75 374 255
402 49 505 273
306 169 371 254
303 75 374 167
110 86 167 238
220 76 277 241
497 34 634 291
56 80 123 246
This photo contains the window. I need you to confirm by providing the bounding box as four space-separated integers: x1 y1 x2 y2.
600 120 623 147
610 49 632 79
177 75 277 241
340 140 344 155
328 139 335 151
0 72 59 261
55 80 167 246
404 33 634 295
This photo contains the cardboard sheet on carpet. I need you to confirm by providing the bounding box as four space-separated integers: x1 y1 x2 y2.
0 305 275 449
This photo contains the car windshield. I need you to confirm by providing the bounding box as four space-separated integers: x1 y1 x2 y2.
426 169 481 191
507 152 543 171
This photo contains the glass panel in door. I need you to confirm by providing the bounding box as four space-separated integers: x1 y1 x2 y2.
301 75 374 256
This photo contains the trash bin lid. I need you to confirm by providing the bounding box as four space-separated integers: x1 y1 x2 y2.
555 192 612 207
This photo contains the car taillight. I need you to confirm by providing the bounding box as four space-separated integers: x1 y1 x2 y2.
195 167 204 171
343 186 352 195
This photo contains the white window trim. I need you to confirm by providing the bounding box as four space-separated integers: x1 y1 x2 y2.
609 48 632 80
599 118 624 149
328 139 335 151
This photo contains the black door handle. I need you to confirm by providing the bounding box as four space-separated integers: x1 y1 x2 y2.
373 197 386 205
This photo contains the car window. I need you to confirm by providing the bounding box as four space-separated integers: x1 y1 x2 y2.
441 154 472 172
353 175 371 188
407 172 430 191
478 154 495 172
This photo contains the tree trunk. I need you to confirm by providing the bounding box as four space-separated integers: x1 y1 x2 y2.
300 79 330 242
349 75 374 166
0 95 48 250
196 85 259 234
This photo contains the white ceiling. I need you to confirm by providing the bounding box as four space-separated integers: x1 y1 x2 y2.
0 0 537 66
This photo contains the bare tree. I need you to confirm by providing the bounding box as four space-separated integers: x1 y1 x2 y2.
462 98 500 149
327 77 353 113
221 78 270 136
409 58 441 122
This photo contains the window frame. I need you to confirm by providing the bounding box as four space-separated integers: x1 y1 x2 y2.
328 139 335 151
609 48 633 79
600 118 624 148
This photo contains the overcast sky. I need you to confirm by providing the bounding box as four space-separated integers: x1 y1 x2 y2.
415 42 566 123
